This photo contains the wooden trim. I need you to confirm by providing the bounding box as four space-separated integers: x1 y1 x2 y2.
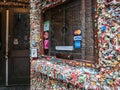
10 8 29 13
39 13 44 55
92 0 99 63
81 0 86 60
0 2 29 8
42 0 71 12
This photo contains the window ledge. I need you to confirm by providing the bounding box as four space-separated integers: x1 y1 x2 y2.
40 55 97 68
31 58 98 86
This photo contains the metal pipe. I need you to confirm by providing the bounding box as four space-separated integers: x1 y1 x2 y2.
5 9 9 86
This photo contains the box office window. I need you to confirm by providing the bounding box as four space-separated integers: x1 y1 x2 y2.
43 0 95 62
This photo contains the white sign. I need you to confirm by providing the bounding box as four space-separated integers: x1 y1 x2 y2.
56 46 73 51
13 38 18 45
31 48 37 58
44 21 50 31
74 36 82 41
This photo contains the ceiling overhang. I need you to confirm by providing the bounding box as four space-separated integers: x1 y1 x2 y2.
0 0 70 9
0 0 29 8
30 0 68 11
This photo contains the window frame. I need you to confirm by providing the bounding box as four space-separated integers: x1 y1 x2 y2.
39 0 98 64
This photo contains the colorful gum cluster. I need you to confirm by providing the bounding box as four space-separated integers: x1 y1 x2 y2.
30 0 120 90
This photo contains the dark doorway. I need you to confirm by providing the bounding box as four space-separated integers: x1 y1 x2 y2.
8 8 30 85
0 11 6 86
0 8 30 86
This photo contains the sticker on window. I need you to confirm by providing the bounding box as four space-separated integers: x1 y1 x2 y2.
74 36 82 41
74 41 81 49
44 21 50 31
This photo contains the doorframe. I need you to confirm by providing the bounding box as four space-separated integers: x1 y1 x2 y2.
4 8 30 86
8 8 30 86
5 9 9 86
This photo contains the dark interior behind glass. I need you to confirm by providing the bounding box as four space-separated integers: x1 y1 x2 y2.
13 13 30 50
44 0 94 61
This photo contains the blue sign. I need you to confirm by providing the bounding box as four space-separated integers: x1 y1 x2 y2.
74 41 81 48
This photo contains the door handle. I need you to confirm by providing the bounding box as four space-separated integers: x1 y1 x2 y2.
8 51 11 58
5 55 8 59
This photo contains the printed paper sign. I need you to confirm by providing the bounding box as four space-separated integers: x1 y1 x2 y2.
13 38 18 45
56 46 73 51
31 48 37 58
44 21 50 31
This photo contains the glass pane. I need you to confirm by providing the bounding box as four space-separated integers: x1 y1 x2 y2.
50 0 82 59
44 0 94 61
13 13 30 50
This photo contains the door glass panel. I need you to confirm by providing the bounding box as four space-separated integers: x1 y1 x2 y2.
13 13 30 50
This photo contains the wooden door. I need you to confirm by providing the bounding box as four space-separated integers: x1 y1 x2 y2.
8 8 30 85
0 10 6 86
